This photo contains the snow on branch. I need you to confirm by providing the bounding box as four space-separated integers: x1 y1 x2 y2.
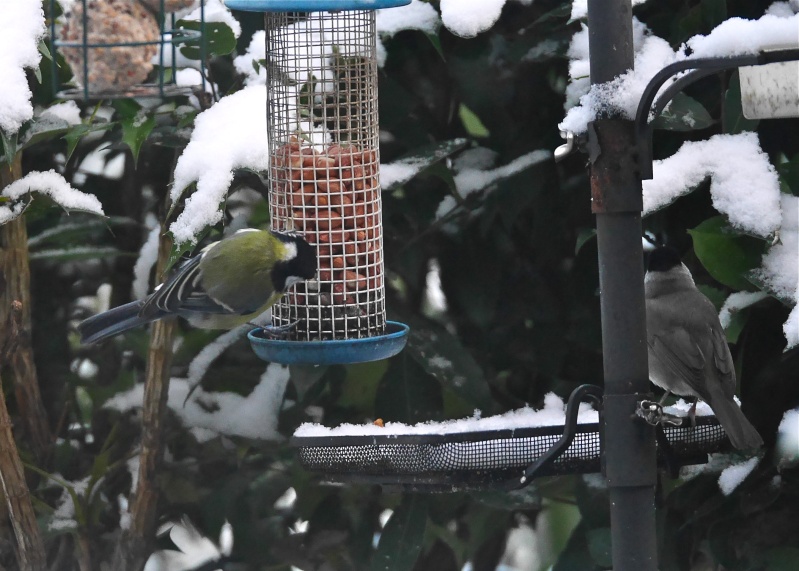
752 193 799 348
560 11 799 134
1 170 105 225
377 0 440 37
642 132 781 237
169 85 268 245
106 363 290 442
439 0 506 38
0 0 46 135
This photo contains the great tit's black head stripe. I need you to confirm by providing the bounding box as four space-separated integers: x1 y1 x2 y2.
271 234 317 292
647 246 683 273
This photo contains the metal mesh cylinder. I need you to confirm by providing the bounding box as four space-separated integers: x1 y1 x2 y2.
266 11 385 340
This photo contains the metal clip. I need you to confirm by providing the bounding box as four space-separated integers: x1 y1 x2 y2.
554 130 576 161
636 400 683 427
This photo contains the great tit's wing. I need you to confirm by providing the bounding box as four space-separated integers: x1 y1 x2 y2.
139 253 231 319
648 328 708 396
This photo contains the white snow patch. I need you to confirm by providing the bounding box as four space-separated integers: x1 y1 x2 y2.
377 0 440 37
571 0 650 21
776 407 799 465
49 475 90 532
105 363 290 441
440 0 506 38
718 456 760 495
41 101 82 126
686 14 799 58
169 85 268 245
132 218 161 300
0 0 46 134
642 132 782 237
233 30 266 86
0 170 104 225
719 291 768 330
380 158 428 189
183 0 241 38
294 391 599 437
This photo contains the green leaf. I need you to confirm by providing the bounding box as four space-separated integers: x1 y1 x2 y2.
1 131 18 165
371 495 428 571
425 32 446 61
375 353 443 423
177 20 237 59
38 39 52 61
458 103 490 138
63 122 115 165
339 360 389 411
586 527 612 568
688 216 766 290
652 92 715 132
75 386 93 426
122 112 156 165
758 547 799 571
724 72 759 135
19 116 71 151
724 307 748 344
112 98 142 120
575 228 597 255
776 153 799 196
399 312 498 415
382 139 469 192
29 246 126 262
28 217 138 249
165 228 209 274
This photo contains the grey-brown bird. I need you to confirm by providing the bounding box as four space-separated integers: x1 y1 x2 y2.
644 247 763 450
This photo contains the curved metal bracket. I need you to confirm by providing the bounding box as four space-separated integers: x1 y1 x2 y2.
515 384 603 488
634 48 799 179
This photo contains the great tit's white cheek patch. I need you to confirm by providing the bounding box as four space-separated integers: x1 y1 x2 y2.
282 242 298 261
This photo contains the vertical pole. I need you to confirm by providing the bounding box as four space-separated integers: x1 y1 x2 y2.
586 1 658 570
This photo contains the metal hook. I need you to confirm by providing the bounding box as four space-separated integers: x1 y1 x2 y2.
554 130 576 161
516 384 603 488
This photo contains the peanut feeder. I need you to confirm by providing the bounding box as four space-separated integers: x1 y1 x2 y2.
228 0 411 362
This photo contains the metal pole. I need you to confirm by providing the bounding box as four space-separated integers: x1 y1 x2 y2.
586 1 658 570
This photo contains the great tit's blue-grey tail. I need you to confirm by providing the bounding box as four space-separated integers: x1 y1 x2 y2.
78 300 156 345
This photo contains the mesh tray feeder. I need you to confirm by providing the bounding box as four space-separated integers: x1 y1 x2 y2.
291 385 731 492
229 0 412 364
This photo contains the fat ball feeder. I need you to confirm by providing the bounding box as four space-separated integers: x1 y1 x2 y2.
49 0 207 100
227 0 411 364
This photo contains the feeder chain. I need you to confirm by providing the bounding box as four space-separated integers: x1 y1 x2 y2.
516 384 603 488
636 400 683 427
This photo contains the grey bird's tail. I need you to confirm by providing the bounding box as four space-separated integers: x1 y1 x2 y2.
78 301 156 345
710 394 764 450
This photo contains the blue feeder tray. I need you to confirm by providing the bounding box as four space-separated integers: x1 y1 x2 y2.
249 321 409 365
225 0 411 11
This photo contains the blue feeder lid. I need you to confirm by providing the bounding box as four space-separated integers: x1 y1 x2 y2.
225 0 410 11
249 321 409 365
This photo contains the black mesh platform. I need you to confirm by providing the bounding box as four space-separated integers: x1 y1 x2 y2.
291 417 728 491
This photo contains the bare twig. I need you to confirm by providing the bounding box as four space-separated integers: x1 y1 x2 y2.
0 305 47 571
0 152 52 465
110 216 177 571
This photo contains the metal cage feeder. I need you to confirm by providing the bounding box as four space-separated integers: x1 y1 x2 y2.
49 0 207 100
229 0 411 364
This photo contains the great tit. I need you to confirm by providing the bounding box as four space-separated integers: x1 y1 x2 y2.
644 246 763 450
78 229 317 344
